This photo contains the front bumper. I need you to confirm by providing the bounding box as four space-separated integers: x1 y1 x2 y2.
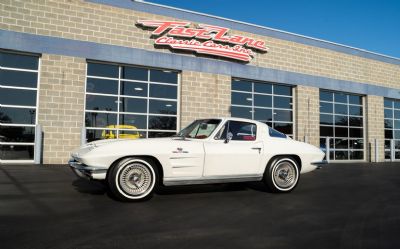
311 160 328 169
68 159 108 180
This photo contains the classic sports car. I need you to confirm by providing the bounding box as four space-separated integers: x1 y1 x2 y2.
69 117 325 201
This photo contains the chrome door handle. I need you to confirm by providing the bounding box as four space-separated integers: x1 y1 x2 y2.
251 147 262 153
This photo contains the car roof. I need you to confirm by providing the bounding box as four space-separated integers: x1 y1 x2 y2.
200 117 269 127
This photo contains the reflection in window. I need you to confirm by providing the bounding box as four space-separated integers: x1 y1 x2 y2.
231 79 293 137
384 98 400 160
85 62 179 142
319 90 364 161
0 51 39 161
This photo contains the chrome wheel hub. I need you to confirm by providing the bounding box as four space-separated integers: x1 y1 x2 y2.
119 163 152 196
273 161 297 189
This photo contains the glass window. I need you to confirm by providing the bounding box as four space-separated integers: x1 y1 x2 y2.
178 119 221 139
85 62 179 142
86 78 118 94
217 121 257 141
383 98 400 161
320 90 364 161
1 70 38 88
0 51 39 162
87 63 118 78
231 79 293 136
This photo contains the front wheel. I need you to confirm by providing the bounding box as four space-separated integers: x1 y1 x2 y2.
107 157 158 201
264 157 299 193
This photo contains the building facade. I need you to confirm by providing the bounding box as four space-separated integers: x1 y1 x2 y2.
0 0 399 164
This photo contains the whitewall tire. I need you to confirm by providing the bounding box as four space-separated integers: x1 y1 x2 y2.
108 157 158 201
264 157 299 193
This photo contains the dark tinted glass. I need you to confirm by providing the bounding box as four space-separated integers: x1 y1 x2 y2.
85 112 117 127
385 129 393 139
87 63 118 78
384 109 393 119
1 70 38 88
120 97 147 113
335 139 348 149
148 116 176 130
148 131 175 138
274 110 292 122
335 127 348 137
119 114 147 129
254 94 272 107
349 117 363 127
273 122 292 135
334 93 347 103
395 110 400 119
232 80 252 91
349 106 362 116
0 52 38 70
0 107 35 124
274 85 291 96
385 140 391 149
254 108 272 121
0 145 34 160
335 104 348 115
349 95 362 105
350 139 363 149
85 95 117 111
335 115 348 126
385 119 393 129
0 126 35 142
320 102 333 113
394 130 400 139
394 101 400 109
395 140 400 150
149 84 177 99
121 66 148 81
350 151 363 160
394 120 400 129
320 114 333 125
384 99 393 108
149 99 177 115
349 128 363 138
0 88 36 106
254 82 272 94
150 69 178 84
120 81 147 97
86 78 118 94
274 96 292 109
231 106 252 119
232 92 252 106
335 151 348 160
320 126 333 136
320 91 333 101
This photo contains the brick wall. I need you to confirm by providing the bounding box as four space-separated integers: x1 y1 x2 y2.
180 71 231 128
38 54 86 164
366 96 385 162
0 0 399 89
294 86 320 147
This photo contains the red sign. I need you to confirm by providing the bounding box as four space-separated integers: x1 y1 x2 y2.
137 20 268 62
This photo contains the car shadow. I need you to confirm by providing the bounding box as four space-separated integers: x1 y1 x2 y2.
72 179 107 195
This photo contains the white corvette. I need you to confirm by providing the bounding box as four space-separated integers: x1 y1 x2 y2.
69 117 325 201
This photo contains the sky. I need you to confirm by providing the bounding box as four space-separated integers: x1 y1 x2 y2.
146 0 400 59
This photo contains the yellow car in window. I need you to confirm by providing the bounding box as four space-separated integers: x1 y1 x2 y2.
101 125 142 140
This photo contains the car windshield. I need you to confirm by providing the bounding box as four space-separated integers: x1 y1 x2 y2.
176 119 221 139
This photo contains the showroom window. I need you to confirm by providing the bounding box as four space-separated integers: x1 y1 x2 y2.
231 79 293 137
0 51 39 161
85 62 179 142
384 98 400 160
319 90 364 160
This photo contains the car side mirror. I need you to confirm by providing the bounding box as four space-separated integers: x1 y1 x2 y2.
225 132 233 143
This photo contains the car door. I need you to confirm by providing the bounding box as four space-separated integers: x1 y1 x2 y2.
203 121 263 177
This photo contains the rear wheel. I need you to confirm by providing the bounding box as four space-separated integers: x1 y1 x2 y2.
107 157 158 201
264 157 299 193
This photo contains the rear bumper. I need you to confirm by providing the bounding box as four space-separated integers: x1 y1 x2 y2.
68 159 108 180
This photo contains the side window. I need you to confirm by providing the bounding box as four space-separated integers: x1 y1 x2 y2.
216 121 257 141
269 127 287 138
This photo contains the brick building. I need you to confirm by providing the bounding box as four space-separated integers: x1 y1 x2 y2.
0 0 399 164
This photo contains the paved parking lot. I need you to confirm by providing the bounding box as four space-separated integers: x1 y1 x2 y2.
0 163 399 249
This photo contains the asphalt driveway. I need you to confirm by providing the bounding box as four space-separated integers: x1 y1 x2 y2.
0 163 399 249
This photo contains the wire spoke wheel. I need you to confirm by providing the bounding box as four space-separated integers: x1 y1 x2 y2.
273 161 297 189
118 163 153 196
